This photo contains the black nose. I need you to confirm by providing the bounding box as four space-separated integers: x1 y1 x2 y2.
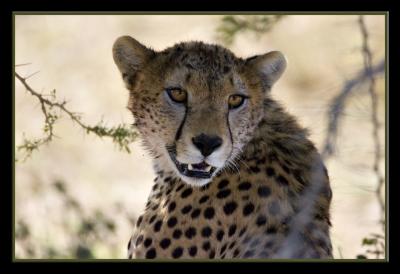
192 134 223 157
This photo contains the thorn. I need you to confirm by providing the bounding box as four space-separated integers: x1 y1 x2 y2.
15 62 32 67
25 70 40 79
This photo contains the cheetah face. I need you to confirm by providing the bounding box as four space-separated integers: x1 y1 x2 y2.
113 37 286 187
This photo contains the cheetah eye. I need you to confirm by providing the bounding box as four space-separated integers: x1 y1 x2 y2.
166 88 187 103
228 94 247 109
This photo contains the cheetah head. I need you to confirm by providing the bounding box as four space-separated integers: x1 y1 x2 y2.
113 36 286 187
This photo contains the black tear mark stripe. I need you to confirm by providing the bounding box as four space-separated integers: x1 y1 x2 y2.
226 111 234 150
175 106 188 141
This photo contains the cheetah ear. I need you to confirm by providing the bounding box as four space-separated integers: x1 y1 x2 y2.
113 36 155 90
246 51 287 90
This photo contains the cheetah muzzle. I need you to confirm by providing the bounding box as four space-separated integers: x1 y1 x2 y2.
167 146 217 179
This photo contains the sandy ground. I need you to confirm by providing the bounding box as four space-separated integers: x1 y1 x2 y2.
15 15 385 259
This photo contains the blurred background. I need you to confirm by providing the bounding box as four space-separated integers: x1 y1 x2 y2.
14 14 386 259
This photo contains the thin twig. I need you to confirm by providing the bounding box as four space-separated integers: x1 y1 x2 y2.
358 15 385 217
273 47 384 260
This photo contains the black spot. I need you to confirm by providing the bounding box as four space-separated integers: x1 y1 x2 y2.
229 76 234 86
152 204 159 211
217 189 231 199
191 208 201 219
172 247 183 258
185 227 197 239
168 202 176 213
201 183 211 191
282 165 291 174
243 203 255 216
256 215 267 226
272 141 292 155
266 167 276 177
218 179 229 189
163 198 170 208
238 182 252 191
145 201 151 209
228 225 237 237
173 229 182 239
209 250 216 259
250 166 260 173
136 215 143 227
258 186 271 197
223 66 231 74
149 215 157 224
239 227 246 237
164 176 172 182
269 201 280 215
243 236 251 244
233 248 240 257
293 169 306 185
256 157 266 165
167 217 178 228
127 239 131 250
264 241 274 249
228 241 236 249
276 175 289 186
201 226 212 237
136 235 144 246
223 201 238 215
265 226 278 234
145 248 157 259
154 220 162 232
181 205 192 214
216 229 224 241
176 184 185 192
188 246 197 257
199 195 209 204
185 72 192 82
144 238 152 248
204 207 215 219
160 238 171 249
181 188 193 198
243 250 254 258
202 241 211 251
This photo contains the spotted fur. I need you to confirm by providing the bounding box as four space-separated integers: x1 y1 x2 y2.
113 36 333 259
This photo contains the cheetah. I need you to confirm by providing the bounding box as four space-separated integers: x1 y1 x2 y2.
112 36 333 259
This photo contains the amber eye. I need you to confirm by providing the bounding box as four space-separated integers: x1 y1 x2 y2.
228 94 246 109
166 88 187 103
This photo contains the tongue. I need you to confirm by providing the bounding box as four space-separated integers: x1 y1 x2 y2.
192 162 208 170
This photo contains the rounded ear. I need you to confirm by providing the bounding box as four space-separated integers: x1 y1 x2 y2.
112 36 155 90
245 51 287 90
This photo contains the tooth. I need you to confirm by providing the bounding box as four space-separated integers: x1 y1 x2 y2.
205 165 212 172
188 164 193 171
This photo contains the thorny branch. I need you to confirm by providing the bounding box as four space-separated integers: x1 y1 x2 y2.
15 71 138 161
217 15 285 45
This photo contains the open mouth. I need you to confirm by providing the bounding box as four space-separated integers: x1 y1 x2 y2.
168 151 216 179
